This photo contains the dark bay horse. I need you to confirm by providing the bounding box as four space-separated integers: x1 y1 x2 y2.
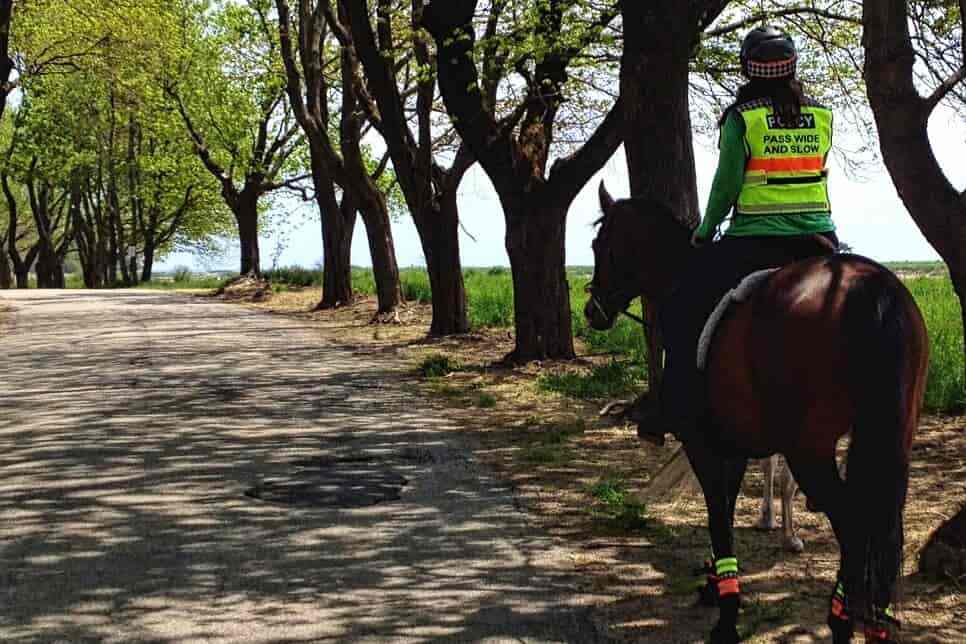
586 184 929 644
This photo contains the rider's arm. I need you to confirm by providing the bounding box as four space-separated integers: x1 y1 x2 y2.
694 112 747 240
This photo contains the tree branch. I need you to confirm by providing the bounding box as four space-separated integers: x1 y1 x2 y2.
547 97 623 203
165 84 235 196
925 65 966 115
705 6 860 39
423 0 518 194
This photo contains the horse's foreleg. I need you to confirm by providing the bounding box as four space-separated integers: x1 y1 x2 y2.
756 456 778 531
779 465 804 553
686 443 746 644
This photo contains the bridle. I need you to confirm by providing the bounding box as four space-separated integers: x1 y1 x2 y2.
584 282 648 328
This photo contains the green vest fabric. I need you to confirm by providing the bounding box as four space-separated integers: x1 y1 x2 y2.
736 99 833 217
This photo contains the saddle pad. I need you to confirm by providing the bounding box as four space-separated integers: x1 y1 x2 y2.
697 268 779 371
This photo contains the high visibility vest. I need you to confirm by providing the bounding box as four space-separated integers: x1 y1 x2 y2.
736 99 833 217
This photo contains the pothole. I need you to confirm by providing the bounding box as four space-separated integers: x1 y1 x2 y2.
245 465 407 508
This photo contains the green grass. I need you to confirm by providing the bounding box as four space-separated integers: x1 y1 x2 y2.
906 277 966 412
419 353 462 378
516 420 585 465
737 595 797 641
538 360 646 400
476 392 497 408
138 275 230 290
586 476 650 530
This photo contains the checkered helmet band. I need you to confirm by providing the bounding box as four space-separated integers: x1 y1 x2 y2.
745 54 798 79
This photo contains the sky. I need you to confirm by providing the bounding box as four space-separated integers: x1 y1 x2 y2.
158 106 966 273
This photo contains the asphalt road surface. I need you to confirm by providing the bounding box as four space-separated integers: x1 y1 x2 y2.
0 290 603 643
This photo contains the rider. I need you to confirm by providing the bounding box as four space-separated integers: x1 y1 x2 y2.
639 26 839 444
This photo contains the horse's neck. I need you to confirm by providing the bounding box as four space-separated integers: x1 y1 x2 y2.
651 242 696 302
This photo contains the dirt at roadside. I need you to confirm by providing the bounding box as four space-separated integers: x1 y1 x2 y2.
219 288 965 643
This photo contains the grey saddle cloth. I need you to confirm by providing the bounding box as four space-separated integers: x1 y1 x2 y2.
696 268 779 371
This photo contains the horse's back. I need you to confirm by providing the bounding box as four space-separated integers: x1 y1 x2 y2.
708 254 927 458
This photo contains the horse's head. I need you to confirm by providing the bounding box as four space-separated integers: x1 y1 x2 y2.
584 182 693 330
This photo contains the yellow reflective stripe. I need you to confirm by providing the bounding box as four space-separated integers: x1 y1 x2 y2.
737 201 830 215
715 557 739 575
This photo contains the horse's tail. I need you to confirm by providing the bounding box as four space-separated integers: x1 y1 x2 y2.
841 264 924 619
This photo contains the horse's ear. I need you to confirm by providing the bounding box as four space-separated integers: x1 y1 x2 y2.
598 181 615 214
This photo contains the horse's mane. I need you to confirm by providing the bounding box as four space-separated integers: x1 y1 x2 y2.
596 196 694 238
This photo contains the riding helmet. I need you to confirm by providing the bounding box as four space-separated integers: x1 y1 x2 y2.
740 26 797 79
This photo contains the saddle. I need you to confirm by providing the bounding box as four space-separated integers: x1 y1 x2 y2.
696 268 779 371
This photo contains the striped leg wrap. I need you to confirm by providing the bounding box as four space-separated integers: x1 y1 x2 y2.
714 557 740 597
829 580 849 621
864 606 900 642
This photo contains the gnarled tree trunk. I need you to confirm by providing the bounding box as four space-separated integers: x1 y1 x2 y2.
357 191 402 317
418 187 469 335
504 198 573 360
316 177 356 309
235 191 261 277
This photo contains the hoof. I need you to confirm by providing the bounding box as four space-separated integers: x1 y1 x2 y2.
636 425 666 447
710 622 740 644
783 535 805 554
828 615 854 643
697 579 719 607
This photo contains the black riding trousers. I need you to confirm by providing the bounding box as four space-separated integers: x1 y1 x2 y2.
660 233 838 426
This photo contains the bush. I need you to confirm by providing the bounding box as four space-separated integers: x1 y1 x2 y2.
419 353 461 378
538 360 646 400
172 266 193 283
476 393 497 408
401 269 432 304
265 266 322 287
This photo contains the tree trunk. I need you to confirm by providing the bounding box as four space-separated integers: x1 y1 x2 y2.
358 195 403 318
503 200 575 361
416 191 469 335
0 240 11 289
619 2 704 383
315 159 356 310
235 193 261 277
621 3 701 227
141 240 155 283
14 267 27 288
35 248 64 288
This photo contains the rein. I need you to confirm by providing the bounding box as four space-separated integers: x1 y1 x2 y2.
586 285 649 331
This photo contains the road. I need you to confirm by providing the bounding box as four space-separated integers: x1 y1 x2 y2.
0 290 603 643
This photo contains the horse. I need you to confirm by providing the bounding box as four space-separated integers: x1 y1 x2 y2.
585 184 928 644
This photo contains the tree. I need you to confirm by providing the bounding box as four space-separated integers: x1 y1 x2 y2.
0 0 14 121
169 0 309 277
337 0 474 335
276 0 404 318
423 0 624 361
864 0 966 562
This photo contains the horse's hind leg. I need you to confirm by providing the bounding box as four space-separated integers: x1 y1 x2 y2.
685 442 747 644
779 464 804 553
756 456 778 530
786 456 854 643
